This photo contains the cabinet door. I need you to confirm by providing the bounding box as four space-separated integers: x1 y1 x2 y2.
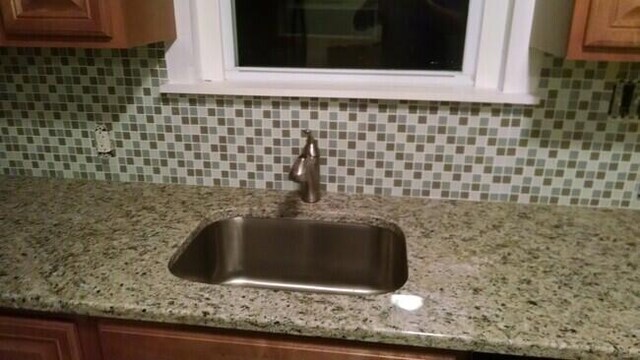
0 316 84 360
584 0 640 48
0 0 111 38
99 321 466 360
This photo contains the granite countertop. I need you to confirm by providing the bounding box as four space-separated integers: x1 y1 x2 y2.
0 176 639 359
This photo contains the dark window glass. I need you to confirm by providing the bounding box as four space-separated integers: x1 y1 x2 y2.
234 0 470 71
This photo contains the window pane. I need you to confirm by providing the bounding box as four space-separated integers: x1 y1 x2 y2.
234 0 469 71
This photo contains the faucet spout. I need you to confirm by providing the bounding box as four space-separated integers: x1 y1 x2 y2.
289 156 308 182
289 130 321 203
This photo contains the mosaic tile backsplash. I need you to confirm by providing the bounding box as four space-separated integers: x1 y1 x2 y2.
0 44 639 208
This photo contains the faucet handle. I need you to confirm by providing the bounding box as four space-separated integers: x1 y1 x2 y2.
302 129 314 141
301 129 319 157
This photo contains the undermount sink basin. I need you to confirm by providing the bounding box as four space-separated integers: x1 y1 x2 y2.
169 217 408 295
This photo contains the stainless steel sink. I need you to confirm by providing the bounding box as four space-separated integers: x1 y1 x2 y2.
169 217 407 295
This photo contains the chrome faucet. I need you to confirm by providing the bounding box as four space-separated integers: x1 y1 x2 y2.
289 130 321 203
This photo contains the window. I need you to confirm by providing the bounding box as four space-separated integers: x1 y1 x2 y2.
233 0 470 71
162 0 543 104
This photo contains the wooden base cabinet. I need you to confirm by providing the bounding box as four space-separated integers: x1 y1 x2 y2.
98 321 468 360
0 0 175 48
0 310 562 360
0 312 469 360
0 316 83 360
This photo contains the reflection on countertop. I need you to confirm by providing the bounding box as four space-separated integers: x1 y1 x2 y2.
0 176 638 359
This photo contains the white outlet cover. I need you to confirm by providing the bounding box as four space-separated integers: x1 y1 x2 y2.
94 126 113 154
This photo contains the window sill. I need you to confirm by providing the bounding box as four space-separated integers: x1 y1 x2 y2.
159 81 540 105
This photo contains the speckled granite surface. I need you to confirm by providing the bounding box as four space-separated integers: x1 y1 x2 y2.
0 176 639 359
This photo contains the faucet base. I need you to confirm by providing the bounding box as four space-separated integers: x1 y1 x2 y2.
298 183 321 203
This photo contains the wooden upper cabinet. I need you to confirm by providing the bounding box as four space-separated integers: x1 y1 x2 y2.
0 0 175 48
568 0 640 61
0 0 111 38
584 0 640 48
0 315 84 360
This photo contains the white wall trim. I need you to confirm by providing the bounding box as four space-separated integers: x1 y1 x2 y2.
164 0 198 84
192 0 225 81
502 0 538 94
219 0 236 74
224 69 474 87
530 0 574 58
461 0 484 77
474 0 513 90
161 81 539 104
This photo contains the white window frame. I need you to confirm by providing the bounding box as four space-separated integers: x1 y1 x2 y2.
161 0 542 104
219 0 482 87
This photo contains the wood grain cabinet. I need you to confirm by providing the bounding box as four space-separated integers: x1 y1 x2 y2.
0 315 84 360
568 0 640 61
0 312 470 360
98 321 468 360
0 0 175 48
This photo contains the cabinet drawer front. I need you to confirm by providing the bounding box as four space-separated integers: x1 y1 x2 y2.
0 0 111 38
0 316 83 360
99 322 465 360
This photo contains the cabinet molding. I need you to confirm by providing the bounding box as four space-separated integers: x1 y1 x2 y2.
0 315 84 360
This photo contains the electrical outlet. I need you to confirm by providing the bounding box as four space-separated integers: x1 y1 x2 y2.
609 80 640 119
94 125 115 157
